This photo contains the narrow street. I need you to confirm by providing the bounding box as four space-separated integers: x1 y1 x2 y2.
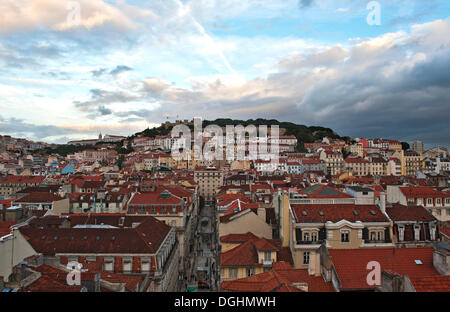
187 201 219 292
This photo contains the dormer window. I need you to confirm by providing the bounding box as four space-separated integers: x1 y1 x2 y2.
414 224 421 241
341 230 350 243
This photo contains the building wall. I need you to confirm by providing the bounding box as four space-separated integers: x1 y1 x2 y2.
220 266 265 281
0 230 36 280
219 212 272 239
52 198 70 215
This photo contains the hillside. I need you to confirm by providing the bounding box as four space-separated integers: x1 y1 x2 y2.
133 118 351 151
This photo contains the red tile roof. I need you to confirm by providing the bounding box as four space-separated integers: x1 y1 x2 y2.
220 238 291 267
14 192 63 203
399 187 444 198
0 221 16 237
0 175 45 184
129 188 184 206
329 247 441 290
221 263 334 292
412 276 450 292
386 203 436 222
220 232 259 244
19 217 170 255
291 204 388 223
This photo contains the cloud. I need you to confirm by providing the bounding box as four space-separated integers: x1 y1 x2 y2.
110 65 132 76
91 68 107 77
0 0 156 34
298 0 315 9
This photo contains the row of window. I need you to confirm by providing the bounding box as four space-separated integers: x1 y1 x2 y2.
409 198 450 205
130 206 180 214
429 208 450 216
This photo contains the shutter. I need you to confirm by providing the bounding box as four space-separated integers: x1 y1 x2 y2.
384 227 391 242
296 228 302 243
362 228 369 240
318 228 326 241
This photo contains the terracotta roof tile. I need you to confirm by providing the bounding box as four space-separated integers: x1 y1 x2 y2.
329 247 440 290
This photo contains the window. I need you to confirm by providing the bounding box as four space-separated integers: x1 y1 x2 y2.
437 209 442 216
446 198 450 205
104 260 113 272
161 206 167 213
427 198 433 205
123 259 132 272
138 206 146 214
370 232 376 241
341 231 350 243
229 268 237 278
378 232 383 241
141 259 150 272
303 252 310 265
436 198 442 205
264 251 271 261
311 232 318 242
172 206 177 213
447 209 450 216
303 233 310 241
246 267 254 277
150 206 156 214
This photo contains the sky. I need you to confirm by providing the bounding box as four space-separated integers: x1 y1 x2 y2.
0 0 450 149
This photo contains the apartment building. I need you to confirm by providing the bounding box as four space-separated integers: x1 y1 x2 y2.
0 175 46 198
194 167 223 202
320 150 344 176
19 216 179 292
387 186 450 221
404 150 423 176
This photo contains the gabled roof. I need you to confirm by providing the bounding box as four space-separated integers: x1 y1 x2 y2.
220 237 291 267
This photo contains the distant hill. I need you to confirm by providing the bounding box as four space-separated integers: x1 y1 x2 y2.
133 118 352 151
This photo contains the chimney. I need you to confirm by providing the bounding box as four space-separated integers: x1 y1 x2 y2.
379 192 386 214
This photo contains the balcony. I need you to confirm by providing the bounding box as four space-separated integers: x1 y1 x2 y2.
364 239 392 244
296 240 324 245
